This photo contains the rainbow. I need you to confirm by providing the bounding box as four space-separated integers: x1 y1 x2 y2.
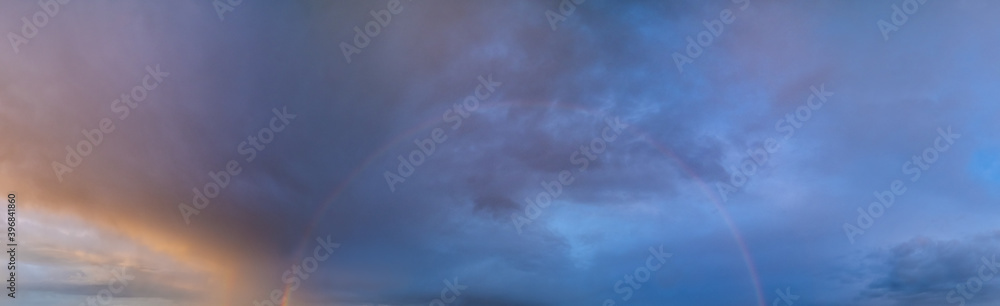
288 101 766 305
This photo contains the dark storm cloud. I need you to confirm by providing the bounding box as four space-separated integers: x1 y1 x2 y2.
3 0 1000 305
860 234 1000 305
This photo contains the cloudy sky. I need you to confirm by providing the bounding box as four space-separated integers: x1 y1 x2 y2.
2 0 1000 305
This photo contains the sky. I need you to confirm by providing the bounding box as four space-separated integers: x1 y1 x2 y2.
1 0 1000 305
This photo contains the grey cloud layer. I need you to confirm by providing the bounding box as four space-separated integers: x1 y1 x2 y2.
1 0 999 305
